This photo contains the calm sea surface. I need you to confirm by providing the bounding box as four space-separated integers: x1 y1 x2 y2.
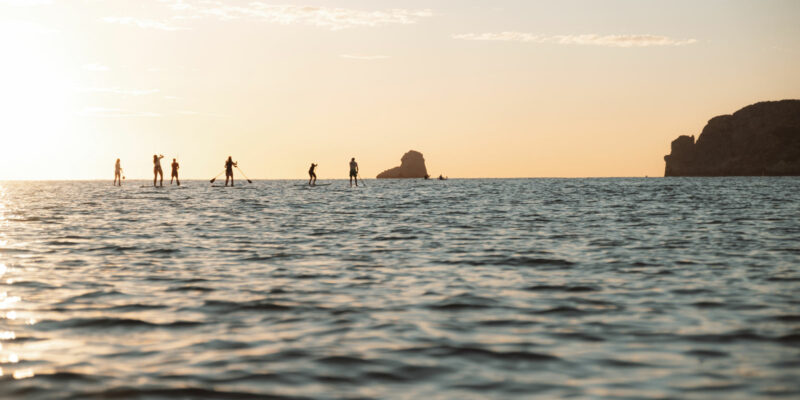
0 178 798 399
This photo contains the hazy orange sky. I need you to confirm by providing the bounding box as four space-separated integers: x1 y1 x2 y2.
1 0 799 179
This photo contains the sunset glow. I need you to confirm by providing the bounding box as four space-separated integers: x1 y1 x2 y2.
1 0 798 179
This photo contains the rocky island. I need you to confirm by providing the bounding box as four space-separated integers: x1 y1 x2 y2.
376 150 429 179
664 100 800 176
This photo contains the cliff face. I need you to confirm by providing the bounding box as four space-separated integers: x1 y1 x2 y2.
664 100 800 176
376 150 428 179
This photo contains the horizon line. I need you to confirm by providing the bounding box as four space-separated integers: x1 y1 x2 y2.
2 176 684 182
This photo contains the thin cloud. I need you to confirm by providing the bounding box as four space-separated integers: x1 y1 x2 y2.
176 110 229 117
156 1 433 30
453 32 697 47
79 87 160 96
0 20 58 34
101 16 186 31
159 0 193 11
340 54 391 60
78 107 161 118
82 63 110 72
0 0 53 6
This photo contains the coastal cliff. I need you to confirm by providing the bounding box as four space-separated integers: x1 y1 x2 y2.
376 150 428 179
664 100 800 176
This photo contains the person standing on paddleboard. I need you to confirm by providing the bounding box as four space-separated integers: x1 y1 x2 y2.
225 156 237 187
153 154 164 187
170 158 180 186
308 163 318 186
349 157 359 187
114 159 122 186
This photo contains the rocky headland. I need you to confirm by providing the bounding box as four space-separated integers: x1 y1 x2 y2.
376 150 429 179
664 100 800 176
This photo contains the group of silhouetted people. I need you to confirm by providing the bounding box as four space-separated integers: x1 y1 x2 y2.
151 155 180 187
115 156 362 187
308 157 359 186
113 155 181 187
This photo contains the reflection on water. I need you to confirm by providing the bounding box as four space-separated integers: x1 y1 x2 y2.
0 178 799 398
1 183 35 383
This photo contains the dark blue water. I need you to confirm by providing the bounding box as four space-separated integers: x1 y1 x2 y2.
1 178 798 399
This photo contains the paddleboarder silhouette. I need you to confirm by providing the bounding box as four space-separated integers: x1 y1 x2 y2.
171 158 180 186
114 159 122 186
153 154 164 187
349 158 358 187
225 156 237 187
308 163 318 186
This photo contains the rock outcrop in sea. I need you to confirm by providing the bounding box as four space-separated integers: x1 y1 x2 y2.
376 150 429 179
664 100 800 176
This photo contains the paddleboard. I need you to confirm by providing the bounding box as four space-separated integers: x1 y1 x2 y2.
210 185 251 189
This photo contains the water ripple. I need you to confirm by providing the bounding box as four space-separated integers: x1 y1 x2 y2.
0 178 799 399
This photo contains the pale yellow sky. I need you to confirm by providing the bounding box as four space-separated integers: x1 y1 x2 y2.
1 0 799 179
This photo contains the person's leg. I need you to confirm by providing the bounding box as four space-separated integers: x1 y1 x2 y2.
176 173 180 186
159 170 163 187
154 170 157 186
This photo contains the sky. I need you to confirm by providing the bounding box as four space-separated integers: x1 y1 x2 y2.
0 0 798 180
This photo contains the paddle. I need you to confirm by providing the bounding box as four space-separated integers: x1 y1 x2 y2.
358 173 366 187
236 166 254 184
209 169 225 183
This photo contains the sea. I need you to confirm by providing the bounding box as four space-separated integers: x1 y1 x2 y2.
0 178 798 399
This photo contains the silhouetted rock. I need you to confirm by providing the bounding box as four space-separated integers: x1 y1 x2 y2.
377 150 428 179
664 100 800 176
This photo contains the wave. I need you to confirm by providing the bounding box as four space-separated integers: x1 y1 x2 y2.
57 290 127 305
88 245 139 252
71 387 303 399
396 345 559 362
525 284 599 292
534 306 588 315
167 285 214 292
427 294 499 310
107 303 168 311
441 256 574 267
37 317 201 330
202 299 292 312
145 248 180 254
684 349 729 358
